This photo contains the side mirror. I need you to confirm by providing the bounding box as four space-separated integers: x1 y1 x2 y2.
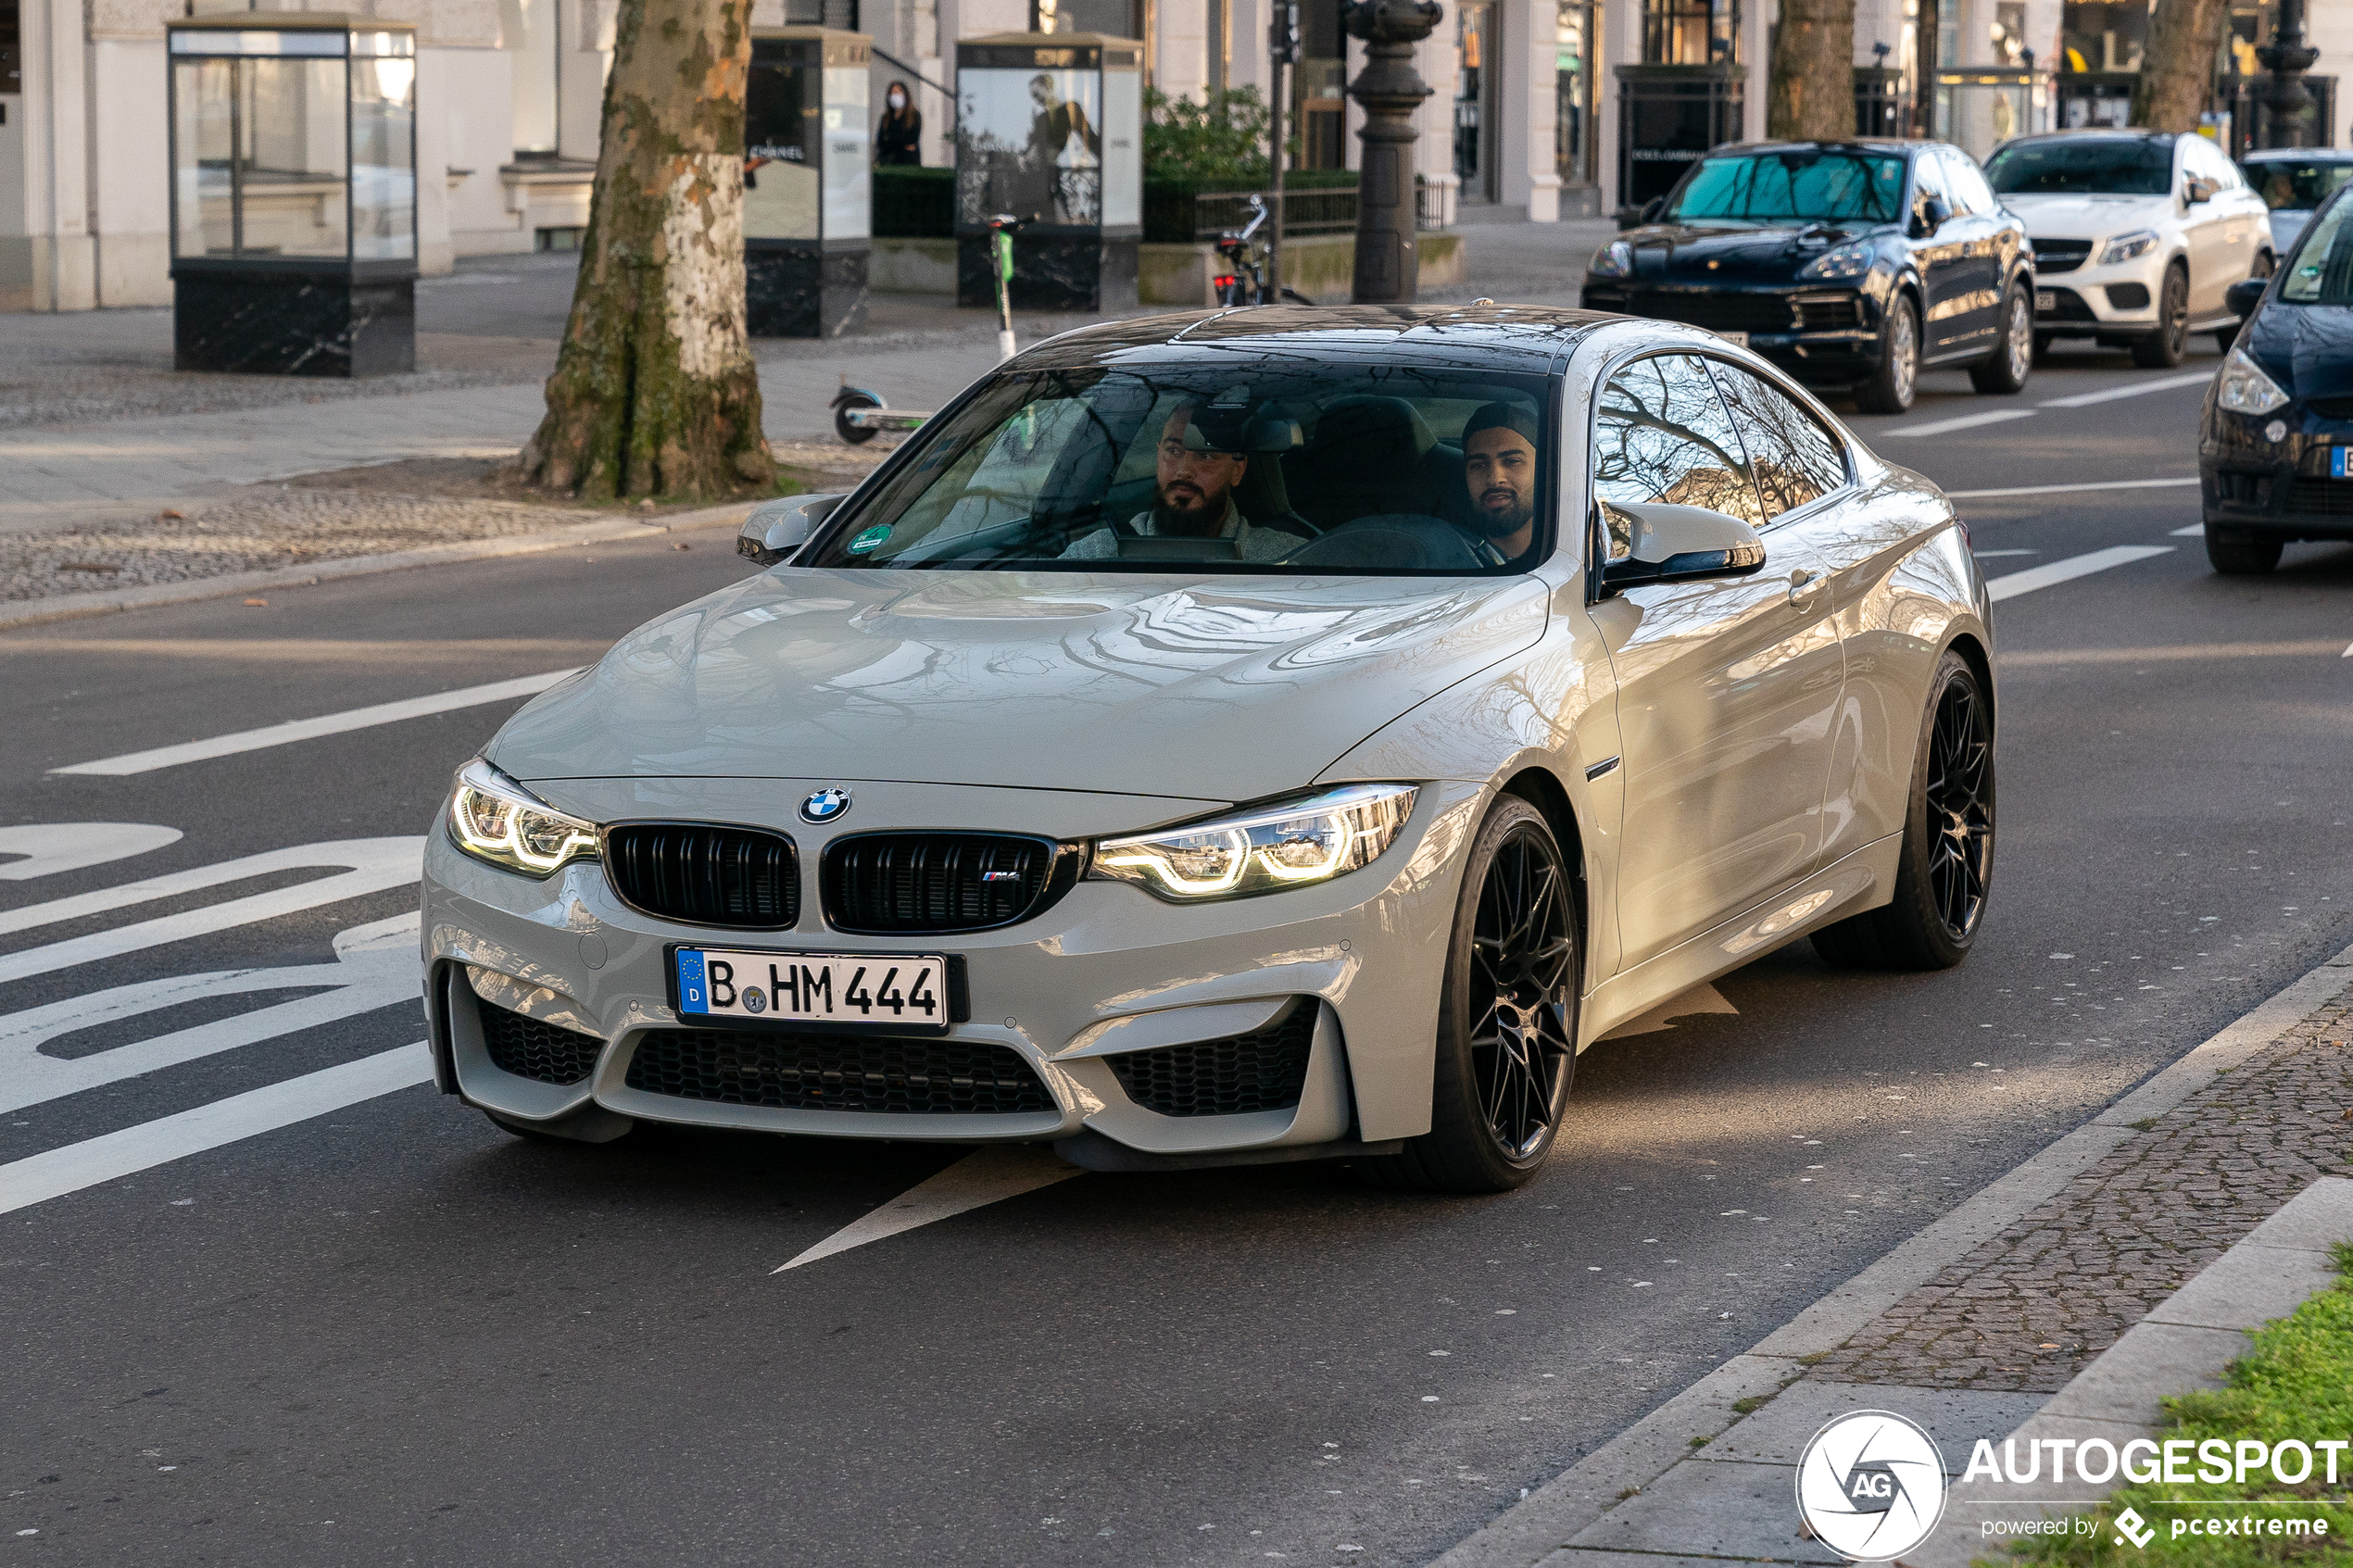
2185 177 2216 206
1914 195 1952 235
2226 276 2268 320
737 493 845 568
1595 501 1768 596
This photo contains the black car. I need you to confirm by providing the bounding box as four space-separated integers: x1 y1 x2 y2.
2200 181 2353 574
1581 139 2036 414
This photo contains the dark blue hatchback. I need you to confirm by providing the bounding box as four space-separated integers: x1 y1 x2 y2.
1580 139 2036 415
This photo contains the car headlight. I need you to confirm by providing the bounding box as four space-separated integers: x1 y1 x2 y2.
1088 784 1418 903
2096 230 2159 267
446 758 598 877
1798 240 1876 281
2216 345 2290 415
1589 240 1633 279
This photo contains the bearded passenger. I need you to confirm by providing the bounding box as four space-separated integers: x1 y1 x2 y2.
1061 405 1309 561
1457 402 1542 564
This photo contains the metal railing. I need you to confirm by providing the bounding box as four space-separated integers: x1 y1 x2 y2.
1189 184 1451 243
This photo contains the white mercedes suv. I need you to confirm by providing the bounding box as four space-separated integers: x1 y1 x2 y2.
1985 130 2272 366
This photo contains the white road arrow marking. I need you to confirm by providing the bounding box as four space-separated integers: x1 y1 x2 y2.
1985 546 2173 602
0 837 422 985
773 1146 1087 1273
0 1043 432 1216
0 822 182 881
49 669 580 776
0 912 420 1114
1597 981 1739 1042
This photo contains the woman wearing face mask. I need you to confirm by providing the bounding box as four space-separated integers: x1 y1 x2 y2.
876 82 923 166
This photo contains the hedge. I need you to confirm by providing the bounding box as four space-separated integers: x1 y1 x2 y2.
875 165 955 238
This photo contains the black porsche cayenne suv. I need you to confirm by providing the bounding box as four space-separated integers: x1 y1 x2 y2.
1581 139 2036 414
2200 181 2353 574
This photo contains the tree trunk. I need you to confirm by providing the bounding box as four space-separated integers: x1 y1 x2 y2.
1768 0 1859 142
520 0 774 500
2132 0 2229 132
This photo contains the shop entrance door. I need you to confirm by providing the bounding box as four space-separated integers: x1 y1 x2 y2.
1455 2 1497 205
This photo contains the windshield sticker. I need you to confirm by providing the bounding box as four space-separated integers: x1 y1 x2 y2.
846 523 894 555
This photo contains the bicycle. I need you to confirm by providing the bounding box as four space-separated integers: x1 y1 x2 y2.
1213 194 1317 307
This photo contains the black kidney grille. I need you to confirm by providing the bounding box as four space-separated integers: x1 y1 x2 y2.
478 997 604 1086
824 834 1067 934
625 1029 1051 1114
604 822 798 928
1105 999 1318 1118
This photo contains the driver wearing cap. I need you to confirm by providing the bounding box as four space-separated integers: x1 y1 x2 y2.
1457 402 1542 565
1061 404 1310 562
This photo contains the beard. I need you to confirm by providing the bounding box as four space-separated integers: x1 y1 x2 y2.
1152 484 1228 537
1471 490 1534 540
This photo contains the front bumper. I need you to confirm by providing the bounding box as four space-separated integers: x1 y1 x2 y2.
1580 282 1884 385
421 775 1488 1153
2199 404 2353 540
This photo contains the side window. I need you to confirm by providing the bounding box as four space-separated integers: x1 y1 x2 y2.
1911 151 1949 217
1592 354 1765 549
1704 363 1850 521
1943 150 1997 216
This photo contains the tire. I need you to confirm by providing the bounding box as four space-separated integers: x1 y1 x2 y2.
1969 285 2033 395
1854 294 1921 414
1812 650 1994 972
832 389 882 445
2132 262 2190 368
2204 524 2283 575
1363 797 1579 1194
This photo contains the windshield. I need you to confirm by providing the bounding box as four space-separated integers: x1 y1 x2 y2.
802 363 1554 574
1984 138 2171 195
2280 194 2353 306
1665 151 1906 225
2246 157 2353 212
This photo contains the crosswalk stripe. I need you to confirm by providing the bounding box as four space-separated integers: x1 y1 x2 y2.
1986 546 2174 602
0 1043 432 1215
50 669 581 776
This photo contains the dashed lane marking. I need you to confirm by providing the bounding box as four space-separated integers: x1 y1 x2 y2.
49 669 581 776
0 1043 432 1215
2000 639 2350 668
1985 546 2174 603
2036 370 2216 408
2171 522 2207 536
773 1147 1087 1273
1880 409 2039 439
1949 476 2200 501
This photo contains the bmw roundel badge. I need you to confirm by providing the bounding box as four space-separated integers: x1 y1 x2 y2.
800 787 852 824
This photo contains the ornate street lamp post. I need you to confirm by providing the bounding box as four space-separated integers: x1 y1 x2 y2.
2256 0 2321 150
1344 0 1443 304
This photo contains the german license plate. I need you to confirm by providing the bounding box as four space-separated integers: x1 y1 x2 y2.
2036 290 2057 312
673 947 950 1035
2333 447 2353 480
1715 330 1749 348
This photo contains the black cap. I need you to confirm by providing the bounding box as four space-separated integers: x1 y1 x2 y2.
1462 401 1540 449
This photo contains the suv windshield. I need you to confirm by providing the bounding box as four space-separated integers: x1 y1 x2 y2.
2246 157 2353 212
1665 150 1906 225
1984 137 2171 195
802 363 1553 574
2280 195 2353 306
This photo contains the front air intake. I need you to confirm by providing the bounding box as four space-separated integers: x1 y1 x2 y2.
624 1029 1053 1114
1104 999 1319 1118
477 996 604 1085
603 822 798 928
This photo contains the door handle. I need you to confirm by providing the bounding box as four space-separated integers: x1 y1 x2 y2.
1788 567 1827 606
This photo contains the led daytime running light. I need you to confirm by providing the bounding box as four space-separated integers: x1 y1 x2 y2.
447 759 598 877
1089 784 1418 903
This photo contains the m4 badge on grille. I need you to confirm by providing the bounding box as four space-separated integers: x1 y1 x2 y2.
800 787 851 823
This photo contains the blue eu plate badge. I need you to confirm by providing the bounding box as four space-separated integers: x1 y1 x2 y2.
2334 447 2352 480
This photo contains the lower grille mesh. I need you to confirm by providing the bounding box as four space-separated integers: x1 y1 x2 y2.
478 998 603 1085
1105 1000 1318 1118
2288 478 2353 517
624 1029 1052 1114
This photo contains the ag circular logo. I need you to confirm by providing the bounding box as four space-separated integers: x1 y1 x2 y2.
1794 1410 1946 1562
799 787 851 824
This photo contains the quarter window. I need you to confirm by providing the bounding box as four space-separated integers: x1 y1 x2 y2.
1941 150 1997 216
1592 355 1764 537
1704 364 1848 520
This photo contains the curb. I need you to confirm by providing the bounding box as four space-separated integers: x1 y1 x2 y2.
0 501 756 633
1915 1173 2353 1567
1427 938 2353 1568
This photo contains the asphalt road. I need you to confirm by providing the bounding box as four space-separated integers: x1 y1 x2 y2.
4 335 2348 1568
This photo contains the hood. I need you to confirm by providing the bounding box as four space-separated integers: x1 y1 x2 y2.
2245 301 2353 403
2002 192 2173 240
487 569 1552 803
1611 221 1893 285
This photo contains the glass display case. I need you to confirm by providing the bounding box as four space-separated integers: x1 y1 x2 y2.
166 14 417 376
953 33 1141 311
1932 69 2052 162
745 26 871 337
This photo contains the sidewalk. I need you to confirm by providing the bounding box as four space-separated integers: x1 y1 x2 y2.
1434 947 2353 1568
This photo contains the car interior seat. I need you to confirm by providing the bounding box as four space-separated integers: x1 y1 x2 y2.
1287 396 1452 530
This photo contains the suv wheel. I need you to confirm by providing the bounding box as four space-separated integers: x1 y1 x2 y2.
1969 284 2033 395
2133 262 2190 368
2205 523 2283 575
1855 295 1920 414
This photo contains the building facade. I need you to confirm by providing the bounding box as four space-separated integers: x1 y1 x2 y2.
4 0 2348 310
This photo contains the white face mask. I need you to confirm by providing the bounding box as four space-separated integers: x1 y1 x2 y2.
889 91 907 111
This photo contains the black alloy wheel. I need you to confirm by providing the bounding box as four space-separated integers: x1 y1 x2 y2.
1814 650 1994 971
1856 294 1920 414
2133 262 2191 368
1365 797 1579 1193
1970 284 2033 395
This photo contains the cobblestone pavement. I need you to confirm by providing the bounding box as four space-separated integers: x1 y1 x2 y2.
0 437 894 602
1808 988 2353 1393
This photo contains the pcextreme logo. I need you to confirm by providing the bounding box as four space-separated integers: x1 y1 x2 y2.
1794 1411 1948 1562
